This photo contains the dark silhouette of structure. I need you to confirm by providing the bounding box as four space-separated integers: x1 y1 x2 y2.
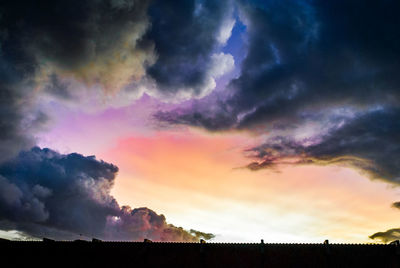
1 238 399 267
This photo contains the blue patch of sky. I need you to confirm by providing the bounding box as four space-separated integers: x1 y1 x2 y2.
222 12 247 67
219 7 248 83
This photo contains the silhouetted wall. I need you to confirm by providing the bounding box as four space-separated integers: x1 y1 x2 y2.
1 239 399 268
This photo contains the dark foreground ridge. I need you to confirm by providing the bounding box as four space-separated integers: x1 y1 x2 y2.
1 238 400 267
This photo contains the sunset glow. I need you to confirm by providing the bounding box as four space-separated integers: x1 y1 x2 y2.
2 0 400 243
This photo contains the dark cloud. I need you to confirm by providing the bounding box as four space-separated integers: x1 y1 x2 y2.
0 147 119 238
189 229 216 240
2 0 400 243
144 0 234 98
233 0 400 128
370 228 400 243
0 147 211 241
156 0 400 186
0 0 236 160
7 0 153 89
43 74 73 100
106 206 206 242
371 202 400 242
0 80 44 162
244 135 304 171
0 0 224 242
155 105 237 131
159 0 400 129
0 0 154 160
157 0 400 123
245 108 400 183
1 0 153 89
392 202 400 210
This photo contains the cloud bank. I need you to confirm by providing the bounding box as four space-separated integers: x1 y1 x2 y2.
0 147 211 241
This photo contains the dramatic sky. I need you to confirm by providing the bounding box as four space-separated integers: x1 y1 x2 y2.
1 0 400 243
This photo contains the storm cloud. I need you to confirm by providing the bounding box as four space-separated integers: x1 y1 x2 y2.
156 1 400 184
229 0 400 129
0 0 232 242
2 0 400 243
143 0 235 99
0 0 238 160
0 0 154 161
245 108 400 183
0 147 211 241
1 0 154 93
158 0 400 125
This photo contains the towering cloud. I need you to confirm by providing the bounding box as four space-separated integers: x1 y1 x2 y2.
0 147 210 241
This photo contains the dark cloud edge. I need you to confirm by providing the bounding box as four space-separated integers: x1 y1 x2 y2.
0 147 214 242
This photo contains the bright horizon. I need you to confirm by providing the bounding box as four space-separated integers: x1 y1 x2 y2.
38 120 400 243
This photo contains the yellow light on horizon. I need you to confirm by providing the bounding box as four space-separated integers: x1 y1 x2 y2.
99 130 400 243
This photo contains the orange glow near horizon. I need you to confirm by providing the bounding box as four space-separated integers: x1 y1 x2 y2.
99 129 400 243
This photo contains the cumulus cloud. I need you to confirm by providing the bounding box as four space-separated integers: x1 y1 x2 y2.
158 0 400 128
0 0 240 158
210 53 235 78
12 0 154 94
217 17 236 45
105 206 206 242
143 0 235 99
0 147 212 241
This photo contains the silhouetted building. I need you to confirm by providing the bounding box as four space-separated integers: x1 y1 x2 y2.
0 238 399 267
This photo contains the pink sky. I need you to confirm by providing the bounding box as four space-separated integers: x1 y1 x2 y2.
37 97 400 242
